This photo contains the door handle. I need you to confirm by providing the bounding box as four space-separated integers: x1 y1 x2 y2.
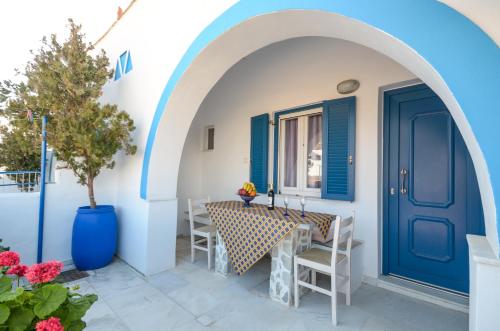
400 168 408 195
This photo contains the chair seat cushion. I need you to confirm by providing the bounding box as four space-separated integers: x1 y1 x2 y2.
296 248 345 267
193 224 216 234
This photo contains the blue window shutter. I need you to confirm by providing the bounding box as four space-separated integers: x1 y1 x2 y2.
250 114 269 193
322 97 356 201
114 60 122 81
125 51 133 73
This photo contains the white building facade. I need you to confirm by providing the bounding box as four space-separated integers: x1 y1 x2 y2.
2 1 500 329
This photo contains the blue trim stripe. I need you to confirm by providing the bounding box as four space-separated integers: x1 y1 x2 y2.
139 0 500 254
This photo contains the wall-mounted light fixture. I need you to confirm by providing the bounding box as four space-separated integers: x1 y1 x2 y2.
337 79 360 94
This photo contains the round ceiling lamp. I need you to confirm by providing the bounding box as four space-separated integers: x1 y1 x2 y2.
337 79 360 94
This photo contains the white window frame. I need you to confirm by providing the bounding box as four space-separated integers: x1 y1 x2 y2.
278 107 322 198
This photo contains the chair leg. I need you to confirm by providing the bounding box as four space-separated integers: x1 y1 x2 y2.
346 258 351 306
294 258 299 308
311 270 317 293
207 234 212 270
191 236 195 263
331 271 338 326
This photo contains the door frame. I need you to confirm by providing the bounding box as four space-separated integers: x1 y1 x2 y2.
379 79 423 276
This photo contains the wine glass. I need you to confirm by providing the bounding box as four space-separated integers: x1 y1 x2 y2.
283 196 289 216
300 197 306 217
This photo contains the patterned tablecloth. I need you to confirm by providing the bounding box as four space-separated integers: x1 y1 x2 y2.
205 201 334 275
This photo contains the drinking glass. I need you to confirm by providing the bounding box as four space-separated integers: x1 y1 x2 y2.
283 196 289 216
300 197 306 217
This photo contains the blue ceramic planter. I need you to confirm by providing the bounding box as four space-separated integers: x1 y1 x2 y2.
72 205 117 270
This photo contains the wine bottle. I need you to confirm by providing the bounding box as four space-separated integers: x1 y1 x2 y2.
268 184 275 210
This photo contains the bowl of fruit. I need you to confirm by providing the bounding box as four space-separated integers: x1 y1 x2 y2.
237 182 258 207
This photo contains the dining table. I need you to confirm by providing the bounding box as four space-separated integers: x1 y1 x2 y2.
205 200 335 306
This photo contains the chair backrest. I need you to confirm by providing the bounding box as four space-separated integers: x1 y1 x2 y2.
187 197 210 233
330 213 355 267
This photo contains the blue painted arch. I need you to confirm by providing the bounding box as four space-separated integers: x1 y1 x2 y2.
141 0 500 249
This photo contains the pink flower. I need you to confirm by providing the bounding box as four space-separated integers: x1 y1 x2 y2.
6 264 29 277
0 251 20 267
25 261 63 284
36 317 64 331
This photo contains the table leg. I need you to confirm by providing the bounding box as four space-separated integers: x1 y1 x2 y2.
215 231 231 277
269 227 312 306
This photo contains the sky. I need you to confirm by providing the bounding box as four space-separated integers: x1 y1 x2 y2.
0 0 130 81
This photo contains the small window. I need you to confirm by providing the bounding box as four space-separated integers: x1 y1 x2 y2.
278 108 322 197
204 126 215 151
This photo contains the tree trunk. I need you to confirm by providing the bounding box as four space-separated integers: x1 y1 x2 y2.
87 175 97 209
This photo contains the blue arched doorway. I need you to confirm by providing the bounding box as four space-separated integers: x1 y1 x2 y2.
141 0 500 257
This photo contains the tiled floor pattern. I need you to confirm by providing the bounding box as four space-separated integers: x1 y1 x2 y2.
75 237 468 330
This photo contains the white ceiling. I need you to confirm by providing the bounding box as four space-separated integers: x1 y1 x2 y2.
439 0 500 45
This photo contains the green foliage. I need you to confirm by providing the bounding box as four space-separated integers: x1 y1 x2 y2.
0 278 12 294
0 19 136 208
32 285 68 318
0 303 9 324
0 261 97 330
0 287 24 303
0 80 41 173
0 123 41 173
6 307 34 331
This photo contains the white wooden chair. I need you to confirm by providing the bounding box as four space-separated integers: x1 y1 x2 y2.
188 198 216 270
311 211 356 305
293 215 355 326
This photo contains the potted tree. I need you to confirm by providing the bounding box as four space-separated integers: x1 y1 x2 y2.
0 20 136 270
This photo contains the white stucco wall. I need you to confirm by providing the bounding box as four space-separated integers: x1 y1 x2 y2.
0 168 116 266
439 0 500 46
177 37 416 278
93 0 236 275
83 0 500 276
0 192 39 264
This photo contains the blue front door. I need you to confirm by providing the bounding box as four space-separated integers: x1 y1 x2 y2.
384 84 484 294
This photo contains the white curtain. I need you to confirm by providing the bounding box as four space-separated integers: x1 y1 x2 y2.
307 114 322 188
284 119 298 187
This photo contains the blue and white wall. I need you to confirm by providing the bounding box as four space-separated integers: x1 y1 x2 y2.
92 1 499 327
93 0 500 272
88 0 500 326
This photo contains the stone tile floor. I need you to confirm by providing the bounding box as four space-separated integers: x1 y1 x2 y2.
74 237 468 330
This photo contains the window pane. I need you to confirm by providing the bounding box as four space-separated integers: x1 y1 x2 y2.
207 127 215 150
307 114 322 188
284 118 298 187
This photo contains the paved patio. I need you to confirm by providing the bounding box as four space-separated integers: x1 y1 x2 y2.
76 237 468 330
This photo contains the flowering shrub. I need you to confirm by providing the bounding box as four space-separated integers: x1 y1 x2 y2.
0 251 20 267
36 317 64 331
0 251 97 330
7 264 29 277
25 261 64 285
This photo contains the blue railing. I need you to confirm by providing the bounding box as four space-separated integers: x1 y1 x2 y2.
0 170 41 192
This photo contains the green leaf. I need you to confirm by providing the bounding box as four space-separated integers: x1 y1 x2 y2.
0 304 10 324
0 278 12 295
7 308 34 331
0 287 24 302
65 294 97 322
32 284 68 318
66 320 86 331
15 291 32 305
